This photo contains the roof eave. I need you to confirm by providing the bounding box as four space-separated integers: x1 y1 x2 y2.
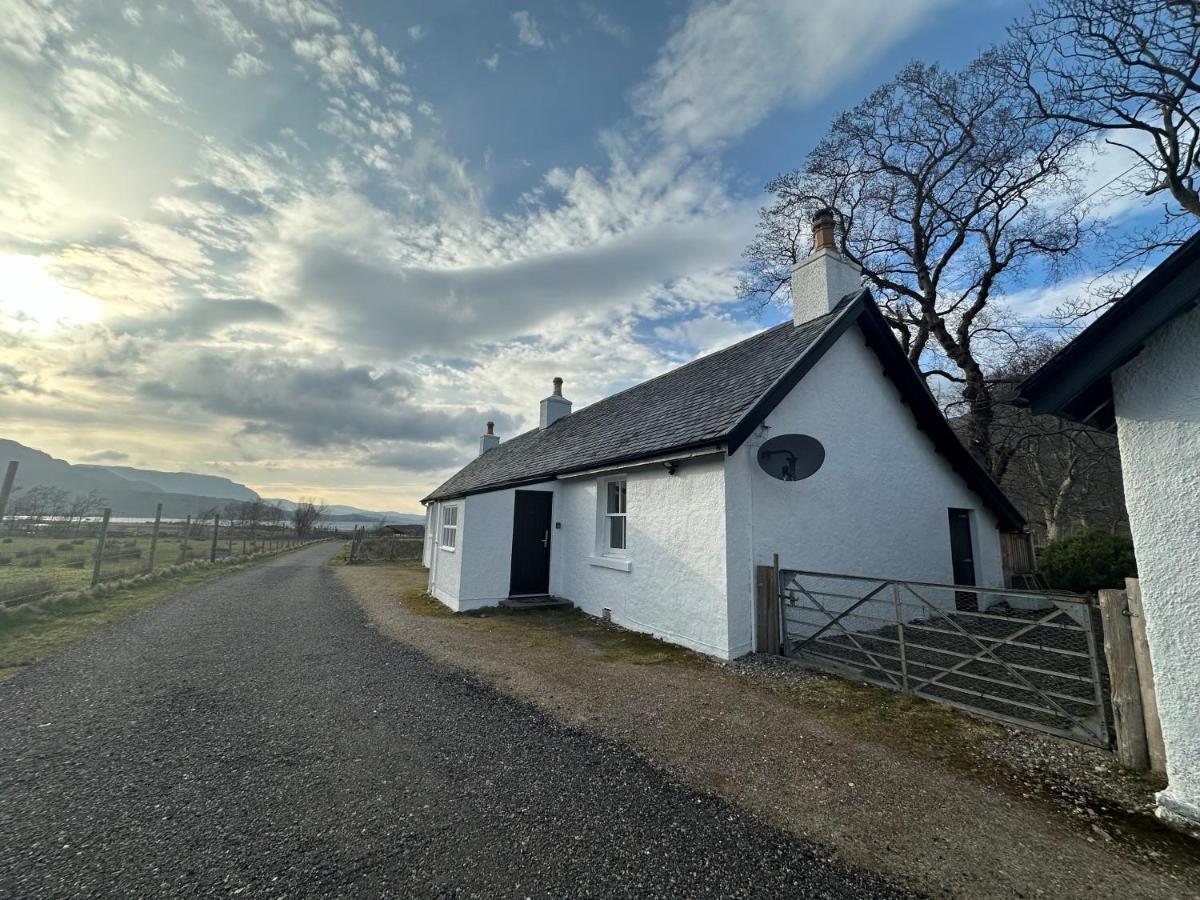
1018 229 1200 426
421 437 731 504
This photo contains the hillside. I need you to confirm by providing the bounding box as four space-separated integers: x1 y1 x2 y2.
81 465 257 502
0 439 422 522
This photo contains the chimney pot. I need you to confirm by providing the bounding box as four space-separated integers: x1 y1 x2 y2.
478 420 500 455
540 378 572 428
811 208 837 252
790 207 862 327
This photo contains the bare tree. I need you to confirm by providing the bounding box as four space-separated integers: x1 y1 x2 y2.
291 499 326 539
989 340 1128 542
65 489 106 535
11 485 71 531
1010 0 1200 222
739 50 1089 475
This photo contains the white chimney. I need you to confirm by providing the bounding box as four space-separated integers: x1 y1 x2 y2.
790 208 862 326
478 420 500 456
539 377 572 428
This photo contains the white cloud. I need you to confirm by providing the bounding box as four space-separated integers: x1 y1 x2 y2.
511 10 545 48
635 0 945 149
580 3 629 45
121 6 142 27
229 50 269 78
482 52 499 71
192 0 260 50
408 24 426 42
0 0 73 63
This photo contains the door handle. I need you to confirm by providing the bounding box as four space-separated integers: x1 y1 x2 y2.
542 530 549 548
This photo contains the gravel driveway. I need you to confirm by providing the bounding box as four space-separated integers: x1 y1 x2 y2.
0 543 913 898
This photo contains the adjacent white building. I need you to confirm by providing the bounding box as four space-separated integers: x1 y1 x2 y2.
1020 230 1200 836
422 211 1026 661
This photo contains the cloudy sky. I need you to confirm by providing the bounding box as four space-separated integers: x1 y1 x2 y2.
0 0 1152 512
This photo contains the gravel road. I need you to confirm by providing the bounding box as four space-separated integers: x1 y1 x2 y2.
0 543 914 898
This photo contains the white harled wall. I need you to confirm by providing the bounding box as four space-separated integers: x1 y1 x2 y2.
724 323 1006 649
1111 304 1200 832
551 455 734 657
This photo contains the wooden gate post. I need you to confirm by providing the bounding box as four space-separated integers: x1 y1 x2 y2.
1099 588 1150 770
755 559 782 655
180 515 191 561
210 517 220 563
1125 578 1167 774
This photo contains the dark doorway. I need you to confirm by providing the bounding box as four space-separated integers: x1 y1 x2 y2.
509 491 553 596
947 508 978 612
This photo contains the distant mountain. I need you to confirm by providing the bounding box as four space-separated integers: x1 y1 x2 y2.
0 439 423 522
264 498 424 525
83 465 258 502
0 439 242 518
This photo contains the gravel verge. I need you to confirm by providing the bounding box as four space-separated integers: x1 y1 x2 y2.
0 543 915 898
335 561 1200 900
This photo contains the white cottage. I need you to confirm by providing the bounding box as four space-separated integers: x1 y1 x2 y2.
1019 230 1200 835
422 210 1026 660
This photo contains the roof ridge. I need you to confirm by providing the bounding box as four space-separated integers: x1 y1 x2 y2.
548 313 835 424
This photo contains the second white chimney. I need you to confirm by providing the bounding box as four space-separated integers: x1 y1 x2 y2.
539 377 572 428
790 208 862 326
478 420 500 456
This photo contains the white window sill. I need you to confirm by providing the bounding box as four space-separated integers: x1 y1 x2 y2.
439 545 456 553
587 555 631 572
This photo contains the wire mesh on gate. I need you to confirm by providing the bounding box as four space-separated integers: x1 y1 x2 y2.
778 569 1110 748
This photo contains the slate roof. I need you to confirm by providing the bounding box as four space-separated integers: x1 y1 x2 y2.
422 291 1026 531
423 299 852 503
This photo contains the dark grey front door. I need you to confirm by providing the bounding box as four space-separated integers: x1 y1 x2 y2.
509 491 553 596
947 508 977 612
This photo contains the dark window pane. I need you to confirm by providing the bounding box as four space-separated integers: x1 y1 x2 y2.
609 515 626 550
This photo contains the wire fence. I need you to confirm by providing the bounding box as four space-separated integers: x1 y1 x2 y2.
345 527 424 563
1 499 344 608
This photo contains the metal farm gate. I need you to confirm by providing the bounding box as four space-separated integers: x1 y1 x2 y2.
778 569 1111 748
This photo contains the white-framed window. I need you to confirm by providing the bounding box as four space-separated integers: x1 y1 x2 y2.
440 504 459 550
604 479 627 554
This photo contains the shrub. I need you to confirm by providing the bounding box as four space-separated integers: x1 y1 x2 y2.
14 549 28 558
1 537 11 543
22 557 43 568
57 542 74 551
1039 530 1137 594
66 558 86 569
0 554 10 566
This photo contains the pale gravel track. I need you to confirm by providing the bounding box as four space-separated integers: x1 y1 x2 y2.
0 542 915 899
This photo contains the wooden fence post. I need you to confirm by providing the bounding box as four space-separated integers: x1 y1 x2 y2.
1125 578 1167 774
210 517 219 563
181 515 191 561
147 503 162 572
0 460 17 523
91 508 111 587
1099 588 1149 770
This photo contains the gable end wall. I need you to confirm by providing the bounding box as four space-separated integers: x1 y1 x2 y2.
724 322 1005 649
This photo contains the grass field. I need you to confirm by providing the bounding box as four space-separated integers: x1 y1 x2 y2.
0 529 303 606
0 540 332 680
